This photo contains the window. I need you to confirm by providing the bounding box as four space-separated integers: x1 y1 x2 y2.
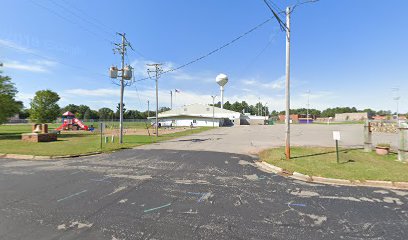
193 120 197 123
206 108 210 111
184 108 187 111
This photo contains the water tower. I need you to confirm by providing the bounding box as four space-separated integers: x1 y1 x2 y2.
216 73 228 109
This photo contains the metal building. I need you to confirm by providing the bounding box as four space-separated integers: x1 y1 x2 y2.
153 103 242 127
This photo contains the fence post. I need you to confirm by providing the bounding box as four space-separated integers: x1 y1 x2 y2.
398 121 408 162
364 120 372 152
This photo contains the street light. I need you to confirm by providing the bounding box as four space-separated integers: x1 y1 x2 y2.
306 90 310 124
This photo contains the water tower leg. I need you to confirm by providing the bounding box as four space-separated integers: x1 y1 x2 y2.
220 86 224 109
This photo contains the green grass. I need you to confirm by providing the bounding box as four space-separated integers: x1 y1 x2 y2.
0 124 211 156
82 121 149 129
260 147 408 182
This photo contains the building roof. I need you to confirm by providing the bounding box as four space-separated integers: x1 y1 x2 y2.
155 103 242 119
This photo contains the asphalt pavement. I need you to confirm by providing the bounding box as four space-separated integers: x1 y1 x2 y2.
0 126 407 239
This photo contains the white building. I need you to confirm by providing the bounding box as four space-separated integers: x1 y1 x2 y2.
152 103 242 127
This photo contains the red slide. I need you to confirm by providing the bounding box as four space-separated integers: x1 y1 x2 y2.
56 122 68 131
73 118 88 130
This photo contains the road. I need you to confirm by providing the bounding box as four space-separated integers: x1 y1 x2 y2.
0 125 406 239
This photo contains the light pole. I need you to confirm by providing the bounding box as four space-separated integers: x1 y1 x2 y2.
394 97 400 119
211 95 216 128
285 6 291 159
392 87 400 120
306 90 310 124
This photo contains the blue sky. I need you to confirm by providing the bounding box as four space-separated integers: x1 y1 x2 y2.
1 0 407 113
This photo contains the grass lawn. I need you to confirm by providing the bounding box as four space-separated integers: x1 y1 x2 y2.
260 147 408 182
0 124 211 156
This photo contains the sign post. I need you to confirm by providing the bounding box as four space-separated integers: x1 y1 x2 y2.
100 122 105 151
333 131 341 163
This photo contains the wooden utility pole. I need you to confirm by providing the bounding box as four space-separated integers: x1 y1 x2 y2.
147 63 162 137
119 33 125 144
285 6 291 159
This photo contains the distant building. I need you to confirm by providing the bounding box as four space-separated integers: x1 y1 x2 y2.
153 103 242 127
278 114 301 122
335 112 368 121
7 114 28 124
372 115 388 120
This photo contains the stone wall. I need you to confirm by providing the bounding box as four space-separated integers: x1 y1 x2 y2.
21 133 58 142
370 121 398 133
335 112 368 121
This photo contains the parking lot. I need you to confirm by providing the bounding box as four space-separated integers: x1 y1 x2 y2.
141 124 399 154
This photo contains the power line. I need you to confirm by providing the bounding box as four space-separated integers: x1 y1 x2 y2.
59 0 117 34
132 16 275 83
29 0 113 44
51 0 149 59
263 0 287 31
239 30 277 75
48 0 115 39
56 0 149 59
291 0 320 12
266 0 285 15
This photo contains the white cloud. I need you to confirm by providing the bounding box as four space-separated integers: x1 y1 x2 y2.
0 38 35 53
299 91 335 100
3 59 57 73
240 76 285 90
65 88 118 97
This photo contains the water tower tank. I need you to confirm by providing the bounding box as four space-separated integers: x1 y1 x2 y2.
216 74 228 87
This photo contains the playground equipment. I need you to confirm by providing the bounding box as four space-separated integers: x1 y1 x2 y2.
56 111 89 131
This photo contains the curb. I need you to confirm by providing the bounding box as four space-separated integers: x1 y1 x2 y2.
259 161 408 190
0 152 102 161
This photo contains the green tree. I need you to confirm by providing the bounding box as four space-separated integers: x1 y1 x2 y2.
77 105 91 119
29 90 60 123
159 107 171 113
0 73 23 124
89 110 99 120
362 108 376 119
19 108 30 119
116 103 126 118
98 107 114 120
61 104 79 115
223 101 232 110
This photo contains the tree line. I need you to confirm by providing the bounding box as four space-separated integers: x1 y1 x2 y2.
211 101 397 118
212 101 270 116
0 72 404 124
25 89 169 122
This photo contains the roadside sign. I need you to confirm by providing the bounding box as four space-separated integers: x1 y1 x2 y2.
333 131 341 163
333 131 341 141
